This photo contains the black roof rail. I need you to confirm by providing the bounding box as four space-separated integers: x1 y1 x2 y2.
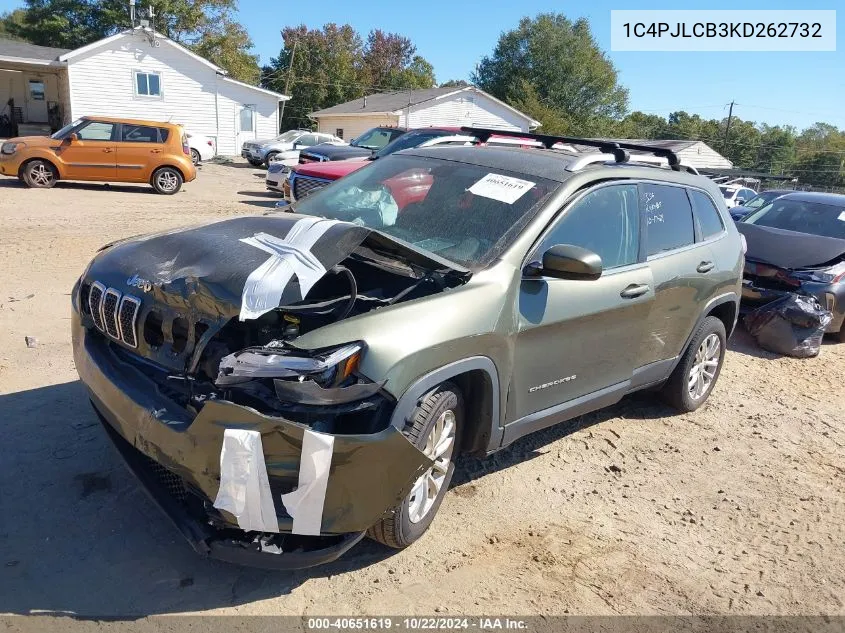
461 126 682 171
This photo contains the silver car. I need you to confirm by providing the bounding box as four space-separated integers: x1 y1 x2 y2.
241 130 343 167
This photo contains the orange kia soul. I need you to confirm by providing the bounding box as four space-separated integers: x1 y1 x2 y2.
0 116 197 194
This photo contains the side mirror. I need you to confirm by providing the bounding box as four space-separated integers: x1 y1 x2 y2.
526 244 603 280
67 132 78 142
735 197 746 206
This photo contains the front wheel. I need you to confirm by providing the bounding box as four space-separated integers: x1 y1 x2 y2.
22 159 57 188
151 167 183 195
264 151 279 168
247 158 263 167
661 316 726 412
367 383 462 549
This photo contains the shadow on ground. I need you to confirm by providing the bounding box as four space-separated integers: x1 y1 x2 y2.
0 379 671 616
0 180 156 194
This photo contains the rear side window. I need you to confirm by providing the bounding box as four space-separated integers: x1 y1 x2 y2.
121 125 160 143
640 183 695 256
689 190 725 239
541 184 640 269
158 128 170 142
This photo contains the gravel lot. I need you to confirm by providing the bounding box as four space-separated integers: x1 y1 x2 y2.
1 160 843 617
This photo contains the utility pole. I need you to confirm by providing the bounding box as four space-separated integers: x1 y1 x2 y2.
723 100 735 155
278 39 297 132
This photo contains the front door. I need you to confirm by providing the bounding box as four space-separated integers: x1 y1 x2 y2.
508 183 653 425
235 105 256 152
58 120 117 181
25 78 48 123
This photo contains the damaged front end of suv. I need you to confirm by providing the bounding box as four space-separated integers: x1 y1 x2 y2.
71 212 471 568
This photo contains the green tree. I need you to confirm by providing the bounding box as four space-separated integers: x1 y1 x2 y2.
262 23 436 131
1 0 259 83
473 13 628 135
439 79 470 88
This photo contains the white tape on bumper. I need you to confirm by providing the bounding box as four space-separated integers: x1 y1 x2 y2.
239 217 339 321
213 428 279 533
281 429 335 536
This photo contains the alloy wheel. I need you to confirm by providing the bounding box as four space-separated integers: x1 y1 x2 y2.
157 170 179 192
688 333 721 400
30 162 54 186
407 409 456 524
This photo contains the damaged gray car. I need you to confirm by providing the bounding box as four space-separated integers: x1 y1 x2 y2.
72 129 744 568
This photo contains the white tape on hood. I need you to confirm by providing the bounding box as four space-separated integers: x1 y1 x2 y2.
239 216 340 321
281 429 335 536
213 428 279 533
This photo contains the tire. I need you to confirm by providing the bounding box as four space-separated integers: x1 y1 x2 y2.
836 321 845 344
190 149 201 165
247 158 263 167
22 159 58 189
368 383 462 549
264 151 279 168
151 167 183 195
661 316 727 412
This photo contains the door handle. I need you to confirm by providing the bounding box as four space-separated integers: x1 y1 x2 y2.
697 261 715 273
151 149 162 153
620 283 650 299
102 148 113 153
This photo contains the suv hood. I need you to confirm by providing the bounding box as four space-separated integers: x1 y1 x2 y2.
85 215 465 323
302 144 373 161
737 222 845 269
5 135 53 147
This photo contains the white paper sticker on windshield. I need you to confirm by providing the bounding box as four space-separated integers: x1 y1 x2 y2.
838 211 845 222
468 173 535 204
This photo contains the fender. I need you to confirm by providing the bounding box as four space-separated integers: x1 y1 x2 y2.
670 291 739 375
388 356 502 451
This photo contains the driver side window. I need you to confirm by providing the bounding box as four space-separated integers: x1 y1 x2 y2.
539 184 640 270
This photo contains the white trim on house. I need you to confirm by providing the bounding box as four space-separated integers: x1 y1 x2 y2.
219 75 290 100
0 55 61 66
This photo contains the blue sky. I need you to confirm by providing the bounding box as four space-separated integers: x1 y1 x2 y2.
2 0 842 130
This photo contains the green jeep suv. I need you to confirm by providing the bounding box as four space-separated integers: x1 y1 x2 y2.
72 129 743 568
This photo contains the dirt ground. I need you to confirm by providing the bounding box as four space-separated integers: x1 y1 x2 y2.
0 160 843 617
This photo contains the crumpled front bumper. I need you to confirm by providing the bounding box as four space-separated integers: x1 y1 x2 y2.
71 309 432 568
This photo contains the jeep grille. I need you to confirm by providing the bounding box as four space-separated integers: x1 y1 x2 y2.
85 281 140 348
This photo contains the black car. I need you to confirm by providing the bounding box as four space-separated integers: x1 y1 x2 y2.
737 191 845 341
299 126 407 163
730 189 793 221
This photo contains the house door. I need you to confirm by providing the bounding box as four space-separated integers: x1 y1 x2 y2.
235 105 256 152
26 78 48 123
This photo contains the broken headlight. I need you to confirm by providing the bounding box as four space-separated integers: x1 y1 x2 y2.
792 268 845 284
216 342 363 388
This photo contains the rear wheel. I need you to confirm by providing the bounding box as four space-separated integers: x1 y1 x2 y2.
22 159 57 188
151 167 183 195
367 383 462 549
190 149 201 165
661 316 726 412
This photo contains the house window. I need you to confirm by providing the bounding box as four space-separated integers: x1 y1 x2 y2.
335 128 343 139
239 106 254 132
135 71 161 97
29 80 45 101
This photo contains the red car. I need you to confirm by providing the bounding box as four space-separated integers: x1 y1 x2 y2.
281 128 477 203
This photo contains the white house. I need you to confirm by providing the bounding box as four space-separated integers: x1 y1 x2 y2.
309 86 540 140
595 139 733 170
0 28 288 155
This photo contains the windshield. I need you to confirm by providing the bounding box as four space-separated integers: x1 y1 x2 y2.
745 191 782 210
275 130 303 142
292 154 558 268
51 119 83 139
742 198 845 239
373 131 453 158
353 128 402 150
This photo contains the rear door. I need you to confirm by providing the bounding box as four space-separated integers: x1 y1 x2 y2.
636 182 714 368
509 183 653 423
59 120 117 181
115 123 167 182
